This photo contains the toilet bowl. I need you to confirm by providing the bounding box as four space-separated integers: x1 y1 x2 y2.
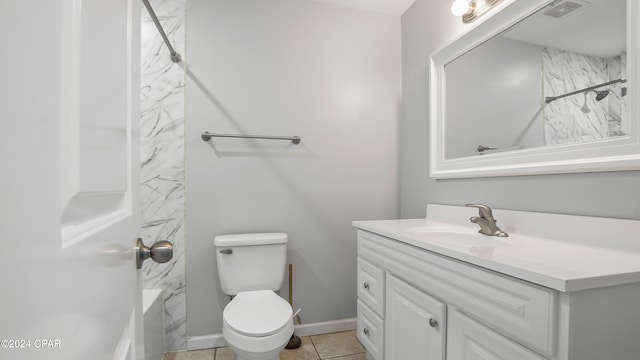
222 290 294 360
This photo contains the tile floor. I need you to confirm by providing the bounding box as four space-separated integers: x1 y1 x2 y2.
162 330 366 360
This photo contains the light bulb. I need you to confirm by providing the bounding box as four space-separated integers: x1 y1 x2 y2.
451 0 472 16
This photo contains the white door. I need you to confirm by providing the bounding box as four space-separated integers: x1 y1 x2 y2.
1 1 144 359
385 274 446 360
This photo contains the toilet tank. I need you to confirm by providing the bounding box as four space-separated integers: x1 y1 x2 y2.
214 233 288 295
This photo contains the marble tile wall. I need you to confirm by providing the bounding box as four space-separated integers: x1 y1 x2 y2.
543 48 628 145
140 0 187 351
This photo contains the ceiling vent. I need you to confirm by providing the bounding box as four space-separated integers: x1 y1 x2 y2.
542 0 590 19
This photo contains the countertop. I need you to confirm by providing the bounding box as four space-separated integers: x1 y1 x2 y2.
353 205 640 292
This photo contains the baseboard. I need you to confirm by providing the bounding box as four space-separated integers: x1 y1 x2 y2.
292 317 357 337
187 317 357 351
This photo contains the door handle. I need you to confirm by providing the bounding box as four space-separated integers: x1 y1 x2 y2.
135 238 173 269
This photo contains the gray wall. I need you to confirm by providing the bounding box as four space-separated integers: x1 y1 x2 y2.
446 37 544 159
400 0 640 220
186 0 401 338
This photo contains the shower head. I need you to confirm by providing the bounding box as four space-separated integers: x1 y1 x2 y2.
595 90 609 101
589 89 610 101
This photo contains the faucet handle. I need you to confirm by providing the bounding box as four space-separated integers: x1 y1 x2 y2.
465 204 495 220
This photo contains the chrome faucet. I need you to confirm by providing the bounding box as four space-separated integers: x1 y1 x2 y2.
466 204 509 237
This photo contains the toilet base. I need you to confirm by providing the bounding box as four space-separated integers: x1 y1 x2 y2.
222 317 294 360
227 344 281 360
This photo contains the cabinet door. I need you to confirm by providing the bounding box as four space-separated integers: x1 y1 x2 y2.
385 274 446 360
447 309 546 360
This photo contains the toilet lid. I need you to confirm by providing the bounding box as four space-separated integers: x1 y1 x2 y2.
224 290 292 337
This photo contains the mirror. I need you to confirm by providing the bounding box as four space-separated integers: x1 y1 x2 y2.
430 0 640 178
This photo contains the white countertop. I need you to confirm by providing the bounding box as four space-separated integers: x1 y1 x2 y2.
353 205 640 292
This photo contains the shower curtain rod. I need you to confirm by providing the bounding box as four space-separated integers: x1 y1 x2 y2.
141 0 182 63
545 78 626 104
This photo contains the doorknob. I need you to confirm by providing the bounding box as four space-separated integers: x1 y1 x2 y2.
135 238 173 269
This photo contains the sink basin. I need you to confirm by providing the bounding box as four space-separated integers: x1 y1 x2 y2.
406 226 512 254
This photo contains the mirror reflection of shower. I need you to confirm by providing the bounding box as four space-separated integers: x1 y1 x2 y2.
545 78 626 104
580 91 590 113
588 89 610 101
581 88 610 113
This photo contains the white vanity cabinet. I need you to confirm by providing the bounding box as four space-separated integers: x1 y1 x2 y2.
355 227 640 360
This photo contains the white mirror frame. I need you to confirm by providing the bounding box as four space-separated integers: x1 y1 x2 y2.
430 0 640 179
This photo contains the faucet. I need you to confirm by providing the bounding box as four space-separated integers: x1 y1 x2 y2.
465 204 509 237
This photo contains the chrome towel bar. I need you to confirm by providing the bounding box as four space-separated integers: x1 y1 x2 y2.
201 132 301 145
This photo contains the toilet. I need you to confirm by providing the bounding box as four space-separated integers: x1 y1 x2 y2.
214 233 294 360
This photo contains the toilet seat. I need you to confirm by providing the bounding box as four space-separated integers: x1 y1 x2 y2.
223 290 292 337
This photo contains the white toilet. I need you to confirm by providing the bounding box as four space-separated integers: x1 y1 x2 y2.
214 233 294 360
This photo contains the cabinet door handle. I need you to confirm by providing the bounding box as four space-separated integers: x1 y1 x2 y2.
429 318 438 328
363 327 369 335
363 282 370 289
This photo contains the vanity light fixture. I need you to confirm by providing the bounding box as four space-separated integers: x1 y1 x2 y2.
451 0 504 23
451 0 475 16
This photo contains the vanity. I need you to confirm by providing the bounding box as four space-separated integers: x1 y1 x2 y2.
363 0 640 357
353 204 640 360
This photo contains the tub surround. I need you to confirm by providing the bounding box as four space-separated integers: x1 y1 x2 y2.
140 0 187 351
354 204 640 292
143 289 165 360
543 48 628 145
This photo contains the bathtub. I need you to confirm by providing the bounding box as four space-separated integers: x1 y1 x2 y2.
143 289 165 360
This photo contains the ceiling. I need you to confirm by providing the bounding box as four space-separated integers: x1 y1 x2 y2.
503 0 626 58
310 0 417 16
